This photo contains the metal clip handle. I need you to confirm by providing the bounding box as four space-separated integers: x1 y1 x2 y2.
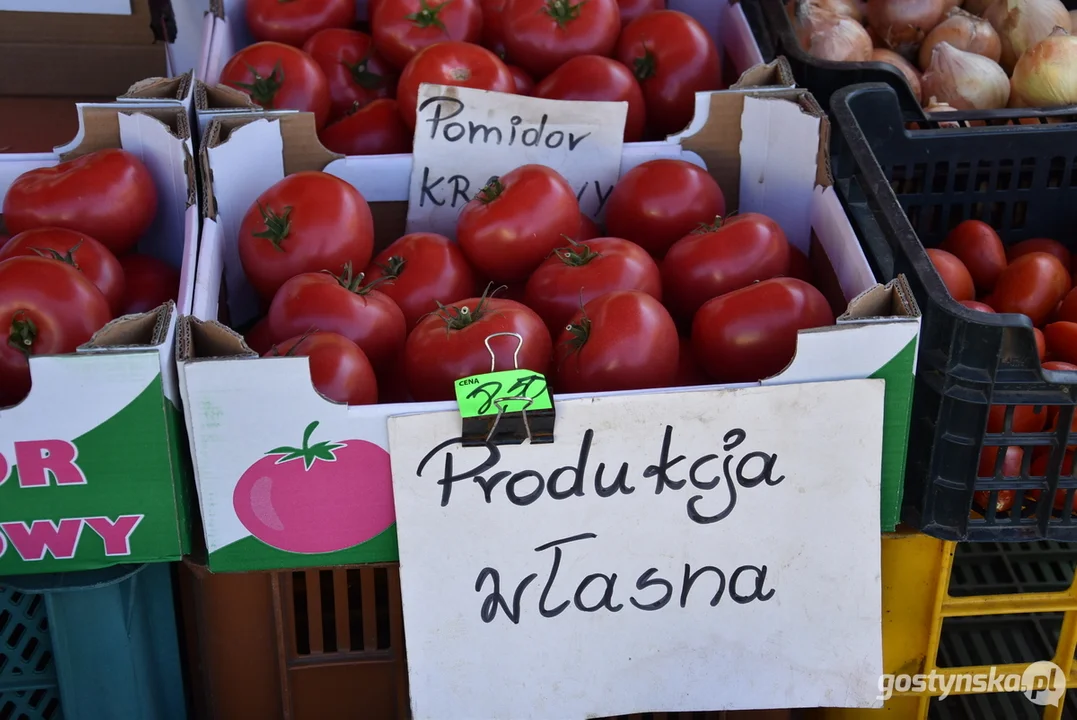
486 396 534 444
484 332 524 373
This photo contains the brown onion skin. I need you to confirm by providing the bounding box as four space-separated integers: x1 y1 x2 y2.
985 0 1072 72
800 10 874 61
919 7 1003 69
867 0 950 57
787 0 863 23
872 48 924 102
1011 29 1077 107
922 41 1010 109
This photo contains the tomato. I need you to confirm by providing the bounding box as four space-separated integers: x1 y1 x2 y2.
524 236 661 334
220 42 332 129
1030 450 1077 513
617 0 664 26
788 245 814 285
555 290 677 393
481 0 508 55
1035 327 1047 361
671 335 709 387
1045 322 1077 365
692 277 834 383
501 0 621 79
987 404 1047 434
974 445 1021 514
457 165 580 282
267 267 406 369
396 41 515 130
1054 287 1077 324
0 257 111 407
604 159 725 259
960 300 996 313
988 252 1070 326
925 248 975 302
232 421 393 553
364 232 477 329
576 215 602 241
404 295 552 401
372 0 482 69
1044 361 1077 371
0 228 124 314
1007 238 1071 270
3 149 157 256
267 332 378 405
661 213 790 319
508 65 535 95
616 10 721 136
534 55 646 142
319 99 412 155
246 0 355 47
302 29 397 119
244 317 276 355
939 220 1006 294
117 254 180 315
238 171 374 301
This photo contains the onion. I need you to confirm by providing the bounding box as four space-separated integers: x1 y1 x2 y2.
965 0 995 13
922 41 1011 108
922 96 962 126
794 6 874 61
1070 9 1077 28
867 0 950 56
1011 27 1077 107
787 0 863 22
873 48 924 102
919 7 1002 68
984 0 1072 71
942 0 964 9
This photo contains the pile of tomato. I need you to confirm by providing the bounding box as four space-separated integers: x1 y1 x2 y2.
927 219 1077 514
0 149 181 408
222 0 722 154
238 158 836 406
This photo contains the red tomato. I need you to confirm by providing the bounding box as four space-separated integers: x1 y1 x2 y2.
661 213 791 319
396 41 515 130
319 99 412 155
1030 450 1077 513
604 159 726 259
616 11 721 136
0 257 112 407
974 445 1021 513
501 0 621 79
1044 361 1077 371
987 404 1047 434
576 215 602 241
457 164 580 282
960 300 996 313
372 0 482 69
692 277 834 383
787 245 814 285
671 335 709 387
1035 327 1046 361
925 248 975 302
117 254 180 315
617 0 664 26
480 0 508 54
266 331 378 405
364 232 477 329
555 290 678 393
244 317 276 355
220 42 332 129
267 267 406 369
238 171 374 301
3 148 157 256
246 0 355 47
524 236 661 334
940 220 1006 294
1055 286 1077 324
0 228 124 314
1045 322 1077 365
404 295 552 401
1007 238 1071 270
302 29 397 119
534 55 646 142
508 65 535 95
989 252 1071 326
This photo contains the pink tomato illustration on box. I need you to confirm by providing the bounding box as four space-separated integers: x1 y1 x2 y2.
233 421 395 554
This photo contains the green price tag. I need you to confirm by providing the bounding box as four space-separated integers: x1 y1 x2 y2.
454 369 553 419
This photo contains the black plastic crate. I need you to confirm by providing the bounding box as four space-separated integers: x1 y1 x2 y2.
831 82 1077 541
759 0 1077 119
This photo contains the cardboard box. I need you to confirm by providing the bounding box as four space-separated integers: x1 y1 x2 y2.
0 104 200 575
179 75 919 572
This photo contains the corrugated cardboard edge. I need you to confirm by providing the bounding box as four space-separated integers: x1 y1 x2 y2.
121 71 191 101
81 301 174 350
195 79 258 111
178 315 257 362
839 275 921 323
729 56 795 90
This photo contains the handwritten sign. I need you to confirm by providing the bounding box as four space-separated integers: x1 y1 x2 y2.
406 84 627 237
454 369 552 418
388 381 886 720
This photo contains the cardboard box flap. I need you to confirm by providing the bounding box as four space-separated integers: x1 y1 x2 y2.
179 316 258 362
121 72 191 102
0 42 168 97
195 80 258 112
840 276 921 324
83 302 174 350
730 56 795 90
0 0 159 45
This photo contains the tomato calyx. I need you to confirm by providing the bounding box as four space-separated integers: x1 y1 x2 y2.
434 285 502 330
30 240 83 269
343 57 386 90
405 0 449 32
264 421 345 470
477 176 505 204
554 237 601 267
542 0 587 29
562 313 592 354
692 215 732 234
234 62 286 107
330 262 391 295
631 46 658 82
7 311 38 357
252 203 294 251
377 255 407 279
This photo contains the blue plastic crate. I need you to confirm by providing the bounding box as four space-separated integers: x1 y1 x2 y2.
0 564 185 720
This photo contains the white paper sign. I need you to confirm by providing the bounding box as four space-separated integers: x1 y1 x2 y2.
406 84 627 238
388 380 886 720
